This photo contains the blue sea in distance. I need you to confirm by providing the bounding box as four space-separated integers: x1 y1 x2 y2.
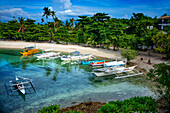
0 48 158 113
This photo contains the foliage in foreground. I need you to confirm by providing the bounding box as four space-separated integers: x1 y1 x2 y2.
98 96 157 113
38 104 83 113
38 104 61 113
38 96 157 113
147 62 170 105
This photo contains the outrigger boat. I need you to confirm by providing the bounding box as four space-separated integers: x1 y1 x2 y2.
92 65 143 78
20 46 39 58
4 76 35 95
81 60 105 65
104 61 125 67
34 49 61 60
60 51 93 61
90 61 110 67
91 60 125 67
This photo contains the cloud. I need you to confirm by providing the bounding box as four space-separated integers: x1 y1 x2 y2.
0 8 28 17
51 0 94 20
49 7 53 11
0 8 42 22
52 0 72 9
60 0 72 8
56 8 94 20
123 14 128 19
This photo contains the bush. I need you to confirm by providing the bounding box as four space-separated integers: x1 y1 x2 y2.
98 96 157 113
65 110 83 113
38 105 83 113
38 104 61 113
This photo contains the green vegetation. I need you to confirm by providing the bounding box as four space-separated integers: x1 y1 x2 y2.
38 104 61 113
147 62 170 107
38 96 157 113
120 47 138 64
98 96 157 113
152 31 170 58
1 8 169 59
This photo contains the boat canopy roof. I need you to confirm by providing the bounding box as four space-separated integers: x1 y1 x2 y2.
25 46 35 50
71 51 80 55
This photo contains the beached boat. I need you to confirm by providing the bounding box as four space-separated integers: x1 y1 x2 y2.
20 46 39 58
4 76 35 95
92 65 143 78
104 61 125 67
34 49 61 60
90 61 110 67
60 51 93 61
91 60 125 67
81 60 105 65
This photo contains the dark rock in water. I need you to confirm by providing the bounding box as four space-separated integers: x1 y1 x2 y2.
71 101 76 104
60 101 106 113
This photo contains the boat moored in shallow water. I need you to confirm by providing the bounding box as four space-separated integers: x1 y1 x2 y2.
60 51 93 61
92 65 143 78
4 76 35 95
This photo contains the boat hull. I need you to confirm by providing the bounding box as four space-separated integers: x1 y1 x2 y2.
81 60 104 65
61 54 93 61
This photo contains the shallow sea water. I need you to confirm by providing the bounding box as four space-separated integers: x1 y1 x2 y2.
0 48 158 113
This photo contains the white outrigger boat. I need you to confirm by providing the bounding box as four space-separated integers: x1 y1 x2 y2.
34 49 61 60
60 51 93 61
4 76 35 95
104 61 125 67
92 65 143 78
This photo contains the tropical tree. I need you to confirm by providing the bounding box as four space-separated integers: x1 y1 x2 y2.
120 47 138 64
69 18 75 28
24 19 36 41
0 20 20 40
119 34 137 49
53 17 62 30
18 17 25 33
65 20 71 31
42 7 51 24
147 62 170 108
127 13 158 55
152 31 170 59
41 18 44 23
51 11 56 30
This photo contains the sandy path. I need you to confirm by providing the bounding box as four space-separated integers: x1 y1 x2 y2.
0 41 168 71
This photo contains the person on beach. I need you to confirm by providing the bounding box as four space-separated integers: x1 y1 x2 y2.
148 58 151 64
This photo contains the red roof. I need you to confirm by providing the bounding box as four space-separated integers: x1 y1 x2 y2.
158 16 170 20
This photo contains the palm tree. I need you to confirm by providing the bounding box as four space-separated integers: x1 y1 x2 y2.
65 20 71 31
69 18 75 27
51 11 56 31
54 17 62 30
41 18 44 23
69 18 75 32
51 11 56 20
18 17 25 33
42 7 51 24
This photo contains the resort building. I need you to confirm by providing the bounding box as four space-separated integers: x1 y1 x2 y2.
158 16 170 31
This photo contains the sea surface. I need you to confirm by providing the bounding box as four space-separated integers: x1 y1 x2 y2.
0 48 158 113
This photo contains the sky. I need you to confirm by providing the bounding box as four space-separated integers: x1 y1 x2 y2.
0 0 169 23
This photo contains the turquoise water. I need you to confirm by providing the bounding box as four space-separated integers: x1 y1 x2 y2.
0 48 157 113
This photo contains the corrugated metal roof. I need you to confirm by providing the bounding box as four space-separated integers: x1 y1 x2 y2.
71 51 80 55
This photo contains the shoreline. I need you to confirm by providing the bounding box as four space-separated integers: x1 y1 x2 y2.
0 41 169 113
0 41 121 60
0 40 168 71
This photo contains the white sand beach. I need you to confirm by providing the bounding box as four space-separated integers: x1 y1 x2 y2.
0 41 168 71
0 41 121 59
